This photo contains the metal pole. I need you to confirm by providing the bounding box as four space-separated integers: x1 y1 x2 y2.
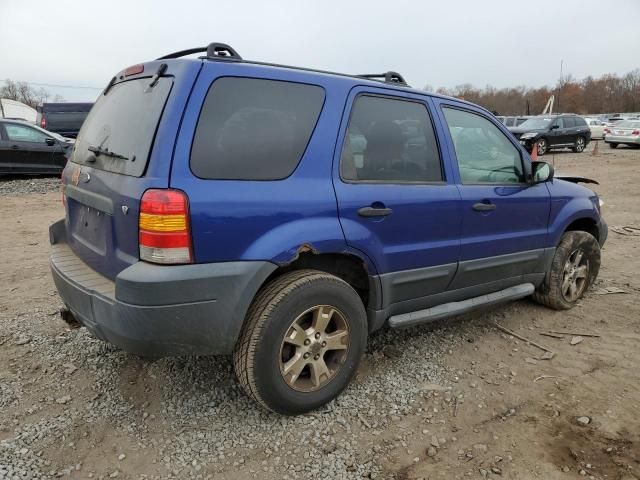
558 59 563 112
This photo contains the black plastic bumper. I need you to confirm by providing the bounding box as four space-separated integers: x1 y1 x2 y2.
597 217 608 247
49 220 276 356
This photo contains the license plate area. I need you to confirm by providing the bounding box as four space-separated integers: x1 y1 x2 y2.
69 200 109 255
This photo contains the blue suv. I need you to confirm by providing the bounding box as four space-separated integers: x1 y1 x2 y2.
50 43 607 414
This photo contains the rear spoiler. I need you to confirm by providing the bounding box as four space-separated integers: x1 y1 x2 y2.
555 175 599 185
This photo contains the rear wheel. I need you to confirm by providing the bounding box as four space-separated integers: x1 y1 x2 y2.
533 231 600 310
233 270 367 415
572 136 586 153
609 142 618 149
537 138 548 156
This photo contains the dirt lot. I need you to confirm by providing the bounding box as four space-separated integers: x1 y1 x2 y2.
1 142 639 480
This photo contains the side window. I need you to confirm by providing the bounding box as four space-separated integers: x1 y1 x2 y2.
564 117 576 128
191 78 325 180
5 124 49 143
442 107 525 184
340 95 442 183
554 118 565 129
576 117 587 127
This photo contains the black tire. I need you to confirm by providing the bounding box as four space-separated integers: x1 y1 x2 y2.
609 142 618 149
572 136 586 153
233 270 367 415
537 138 548 156
533 231 600 310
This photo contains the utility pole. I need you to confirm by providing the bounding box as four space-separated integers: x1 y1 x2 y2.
557 59 564 112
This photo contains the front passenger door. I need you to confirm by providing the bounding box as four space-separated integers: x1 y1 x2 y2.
4 123 55 174
439 105 551 290
547 117 564 147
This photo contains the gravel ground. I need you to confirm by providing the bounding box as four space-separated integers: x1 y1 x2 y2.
0 177 60 196
0 307 453 479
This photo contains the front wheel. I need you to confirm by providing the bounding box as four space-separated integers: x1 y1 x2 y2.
537 138 548 156
572 136 586 153
233 270 367 415
533 231 601 310
609 142 618 149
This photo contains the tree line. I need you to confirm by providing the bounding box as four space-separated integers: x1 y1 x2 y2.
0 79 64 108
425 69 640 116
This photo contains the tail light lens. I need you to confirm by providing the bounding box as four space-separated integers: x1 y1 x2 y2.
139 189 193 264
40 115 47 129
603 127 610 133
632 130 640 136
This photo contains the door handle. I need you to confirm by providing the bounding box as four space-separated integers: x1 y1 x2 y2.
10 145 19 150
358 206 393 217
472 202 496 212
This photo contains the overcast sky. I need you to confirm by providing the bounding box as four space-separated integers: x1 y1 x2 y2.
1 0 639 102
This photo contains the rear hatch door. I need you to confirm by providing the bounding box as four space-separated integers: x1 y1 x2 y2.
62 60 201 280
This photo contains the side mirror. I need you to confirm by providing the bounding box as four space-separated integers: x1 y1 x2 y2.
531 161 554 184
45 138 56 146
550 124 559 130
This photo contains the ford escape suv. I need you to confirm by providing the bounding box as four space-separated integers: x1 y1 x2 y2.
50 43 607 415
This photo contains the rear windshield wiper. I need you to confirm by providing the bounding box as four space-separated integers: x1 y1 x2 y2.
88 145 132 161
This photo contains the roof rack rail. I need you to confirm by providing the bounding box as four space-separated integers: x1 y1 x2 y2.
358 72 408 86
157 42 242 61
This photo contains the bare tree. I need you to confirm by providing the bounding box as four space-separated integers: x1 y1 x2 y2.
432 69 640 115
0 79 64 108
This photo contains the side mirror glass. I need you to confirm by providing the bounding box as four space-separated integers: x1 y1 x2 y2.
550 124 559 130
45 138 56 146
531 161 554 184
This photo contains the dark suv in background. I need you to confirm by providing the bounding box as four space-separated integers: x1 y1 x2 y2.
509 114 591 155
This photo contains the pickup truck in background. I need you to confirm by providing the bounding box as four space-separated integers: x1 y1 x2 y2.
36 103 93 138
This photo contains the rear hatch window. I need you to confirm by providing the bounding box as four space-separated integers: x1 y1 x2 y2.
71 78 172 176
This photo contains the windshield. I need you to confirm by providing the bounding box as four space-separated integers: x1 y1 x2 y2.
71 77 172 177
518 117 554 129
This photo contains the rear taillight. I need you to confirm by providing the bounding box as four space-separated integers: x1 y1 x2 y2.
139 189 193 264
632 130 640 136
40 115 47 129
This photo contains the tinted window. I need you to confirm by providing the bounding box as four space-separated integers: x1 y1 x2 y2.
574 117 587 127
505 117 515 127
4 124 49 143
443 107 524 184
191 78 324 180
563 117 576 128
340 95 442 183
72 78 172 177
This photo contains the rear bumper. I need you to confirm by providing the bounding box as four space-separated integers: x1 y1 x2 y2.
604 135 640 144
49 219 276 356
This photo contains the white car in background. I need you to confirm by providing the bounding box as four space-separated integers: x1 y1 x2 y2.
0 98 37 123
584 117 606 139
604 119 640 149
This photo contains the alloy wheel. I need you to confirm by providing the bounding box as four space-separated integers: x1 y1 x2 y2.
279 305 350 392
561 249 589 302
537 139 547 155
575 137 585 152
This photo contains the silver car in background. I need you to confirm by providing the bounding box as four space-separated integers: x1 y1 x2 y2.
604 120 640 149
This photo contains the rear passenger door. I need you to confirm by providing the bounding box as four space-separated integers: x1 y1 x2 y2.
437 103 551 290
559 116 576 145
333 88 461 307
